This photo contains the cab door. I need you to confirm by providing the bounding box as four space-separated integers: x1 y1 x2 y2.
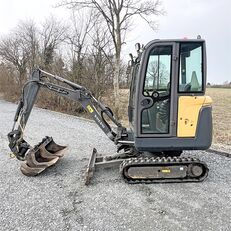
136 42 178 137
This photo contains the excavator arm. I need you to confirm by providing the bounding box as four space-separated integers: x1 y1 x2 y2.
7 69 129 176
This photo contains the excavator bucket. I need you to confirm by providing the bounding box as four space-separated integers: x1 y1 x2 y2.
20 137 68 176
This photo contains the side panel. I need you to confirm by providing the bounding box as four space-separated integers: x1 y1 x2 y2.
177 96 212 137
135 106 213 152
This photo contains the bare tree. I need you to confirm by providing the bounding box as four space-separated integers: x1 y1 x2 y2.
89 25 114 96
15 20 39 72
39 16 67 68
65 10 95 82
0 17 67 86
0 33 30 86
60 0 164 107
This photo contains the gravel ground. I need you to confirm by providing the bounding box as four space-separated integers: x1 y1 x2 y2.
0 99 231 231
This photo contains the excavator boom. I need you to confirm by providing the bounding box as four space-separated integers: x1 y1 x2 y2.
7 69 132 177
8 69 128 161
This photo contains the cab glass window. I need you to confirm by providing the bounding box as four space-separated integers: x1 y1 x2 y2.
179 43 203 92
130 64 139 107
143 46 172 95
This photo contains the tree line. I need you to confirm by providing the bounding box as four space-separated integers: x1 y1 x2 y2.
0 0 163 117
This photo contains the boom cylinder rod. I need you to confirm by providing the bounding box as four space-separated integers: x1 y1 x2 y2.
39 69 85 90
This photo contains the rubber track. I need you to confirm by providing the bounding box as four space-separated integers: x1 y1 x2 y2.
120 156 209 184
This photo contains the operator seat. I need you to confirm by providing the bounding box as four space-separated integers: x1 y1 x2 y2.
184 71 200 92
190 71 200 91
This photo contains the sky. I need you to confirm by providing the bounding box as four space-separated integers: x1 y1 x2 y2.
0 0 230 84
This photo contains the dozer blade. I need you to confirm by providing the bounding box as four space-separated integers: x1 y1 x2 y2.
20 136 68 176
85 148 97 185
85 148 125 185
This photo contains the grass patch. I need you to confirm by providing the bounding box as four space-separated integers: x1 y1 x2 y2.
206 88 231 146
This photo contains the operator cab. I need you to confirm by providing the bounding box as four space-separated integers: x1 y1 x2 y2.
128 39 212 152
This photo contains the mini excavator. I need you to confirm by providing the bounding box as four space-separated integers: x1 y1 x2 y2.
8 38 213 184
